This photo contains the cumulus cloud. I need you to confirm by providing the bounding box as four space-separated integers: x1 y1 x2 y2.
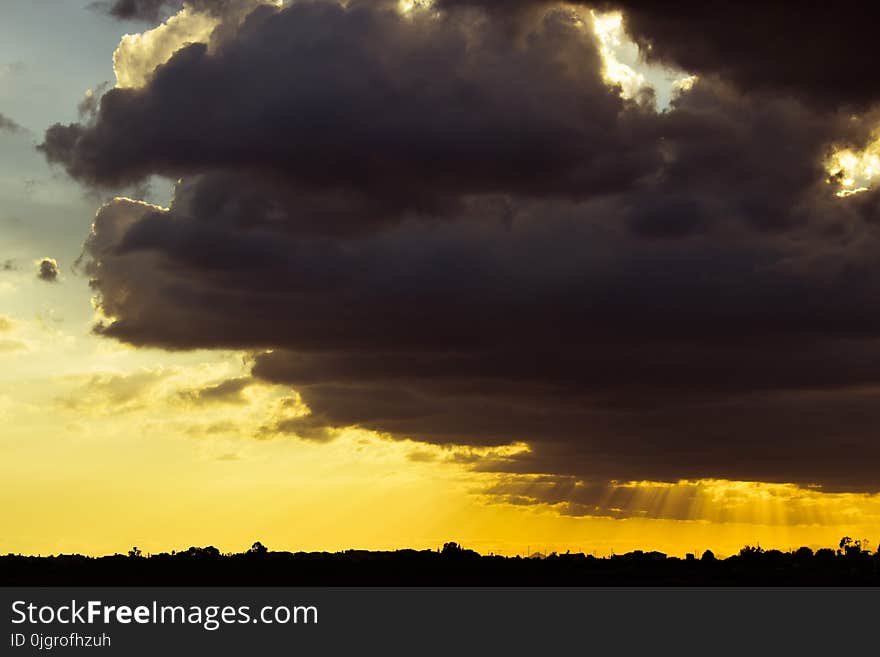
40 1 880 493
111 5 220 88
36 258 59 283
43 1 655 194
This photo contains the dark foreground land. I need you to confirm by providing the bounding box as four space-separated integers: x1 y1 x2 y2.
2 541 879 586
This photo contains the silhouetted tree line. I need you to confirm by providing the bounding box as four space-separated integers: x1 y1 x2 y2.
2 538 878 586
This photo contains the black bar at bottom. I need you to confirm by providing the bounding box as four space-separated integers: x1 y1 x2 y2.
1 587 876 655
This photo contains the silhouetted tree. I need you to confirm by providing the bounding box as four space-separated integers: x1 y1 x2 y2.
794 547 813 560
183 546 221 559
4 538 880 586
249 541 268 555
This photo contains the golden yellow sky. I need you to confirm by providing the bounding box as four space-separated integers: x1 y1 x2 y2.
1 311 878 558
2 2 880 560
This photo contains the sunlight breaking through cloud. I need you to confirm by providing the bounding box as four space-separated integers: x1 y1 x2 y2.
398 0 433 14
590 11 645 99
589 10 695 109
113 6 219 88
481 476 880 526
826 134 880 197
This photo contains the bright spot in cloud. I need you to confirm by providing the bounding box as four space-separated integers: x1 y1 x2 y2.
672 74 698 94
113 7 219 88
398 0 433 13
591 11 646 99
826 136 880 197
589 10 694 108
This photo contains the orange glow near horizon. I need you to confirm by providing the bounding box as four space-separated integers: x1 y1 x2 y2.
0 316 878 559
2 350 878 559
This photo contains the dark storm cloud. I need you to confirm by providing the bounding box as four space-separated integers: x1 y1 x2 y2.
36 258 59 283
443 1 880 108
0 113 23 134
42 1 656 200
605 1 880 109
248 343 880 492
81 174 880 491
43 1 880 492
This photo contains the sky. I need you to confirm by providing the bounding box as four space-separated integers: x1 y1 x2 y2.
2 0 880 558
